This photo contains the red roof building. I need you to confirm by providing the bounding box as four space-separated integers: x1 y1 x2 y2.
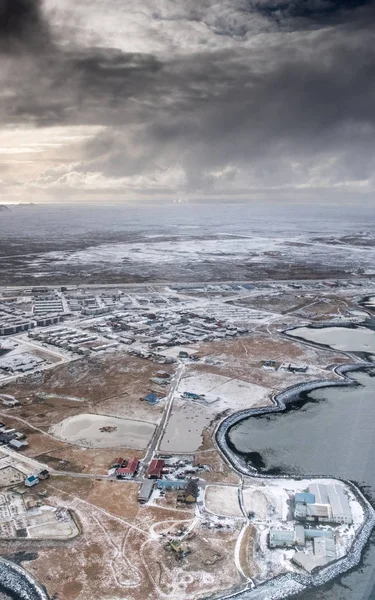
147 459 165 479
116 458 139 478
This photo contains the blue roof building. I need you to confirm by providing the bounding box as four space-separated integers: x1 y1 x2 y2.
25 475 39 488
145 393 158 405
157 480 186 490
295 492 315 504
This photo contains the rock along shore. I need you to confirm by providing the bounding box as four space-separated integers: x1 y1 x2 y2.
215 363 375 600
0 558 49 600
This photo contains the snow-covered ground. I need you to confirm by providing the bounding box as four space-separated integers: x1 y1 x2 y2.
159 400 212 453
287 325 375 353
204 485 243 518
177 371 271 412
241 477 366 584
50 413 156 449
39 236 286 266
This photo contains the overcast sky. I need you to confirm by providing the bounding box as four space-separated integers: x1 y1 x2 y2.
0 0 374 204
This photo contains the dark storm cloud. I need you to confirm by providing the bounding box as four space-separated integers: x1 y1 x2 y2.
80 23 375 187
0 0 50 50
151 0 375 38
253 0 372 20
1 0 374 195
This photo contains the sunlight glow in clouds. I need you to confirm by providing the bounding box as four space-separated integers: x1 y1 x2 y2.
0 0 374 203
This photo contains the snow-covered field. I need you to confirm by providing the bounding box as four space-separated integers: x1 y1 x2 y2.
177 371 271 412
287 325 375 353
243 483 290 523
241 477 366 584
160 371 272 452
204 485 243 518
43 236 284 265
50 413 156 449
159 400 212 453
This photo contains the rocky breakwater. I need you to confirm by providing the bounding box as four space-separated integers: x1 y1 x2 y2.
0 559 49 600
214 363 375 600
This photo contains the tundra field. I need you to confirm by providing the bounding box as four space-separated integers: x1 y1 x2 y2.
0 274 373 600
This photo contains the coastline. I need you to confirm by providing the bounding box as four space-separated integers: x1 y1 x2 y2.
0 558 49 600
214 362 375 600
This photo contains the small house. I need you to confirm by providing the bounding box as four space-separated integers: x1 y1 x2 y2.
116 458 139 479
179 479 199 504
25 475 39 488
9 439 28 451
156 371 170 379
144 393 159 405
147 459 165 479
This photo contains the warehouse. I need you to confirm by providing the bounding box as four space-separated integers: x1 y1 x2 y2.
309 483 352 525
295 483 353 525
138 481 155 504
292 536 336 573
308 483 329 504
269 530 295 548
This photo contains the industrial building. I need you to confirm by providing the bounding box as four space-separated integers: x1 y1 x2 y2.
292 534 336 573
269 529 295 548
294 483 352 525
309 483 353 525
138 481 155 504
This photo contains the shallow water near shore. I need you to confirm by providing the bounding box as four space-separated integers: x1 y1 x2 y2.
287 325 375 354
228 368 375 600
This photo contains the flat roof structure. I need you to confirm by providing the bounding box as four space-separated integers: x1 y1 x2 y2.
326 483 352 524
157 479 185 490
295 502 307 520
294 524 305 546
306 504 331 519
309 483 329 505
138 480 155 503
269 529 295 548
295 492 315 504
314 537 336 560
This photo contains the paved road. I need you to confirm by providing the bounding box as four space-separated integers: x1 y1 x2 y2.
138 363 185 477
0 276 373 292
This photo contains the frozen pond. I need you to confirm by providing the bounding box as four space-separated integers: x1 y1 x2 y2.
287 325 375 354
51 414 155 449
